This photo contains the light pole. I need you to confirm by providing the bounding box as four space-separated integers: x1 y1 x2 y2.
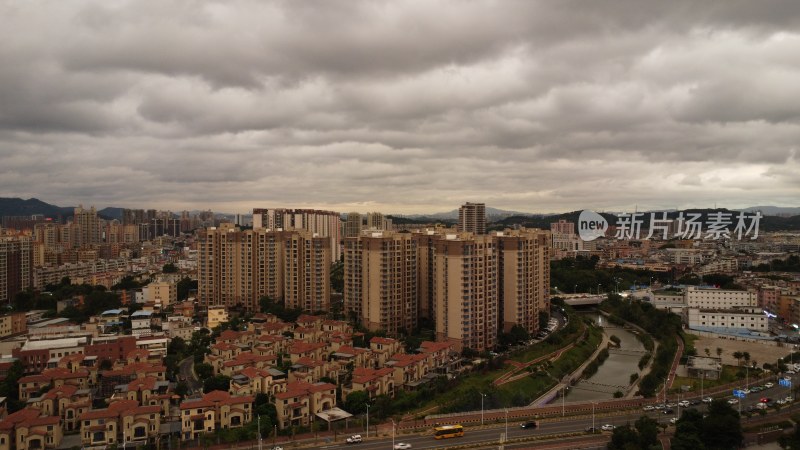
273 425 276 449
257 415 262 450
700 372 704 399
597 284 602 295
504 408 508 440
391 419 396 449
574 284 577 294
365 403 369 437
562 385 566 417
592 402 596 432
480 392 487 426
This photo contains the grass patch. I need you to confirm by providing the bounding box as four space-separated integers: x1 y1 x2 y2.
670 365 764 394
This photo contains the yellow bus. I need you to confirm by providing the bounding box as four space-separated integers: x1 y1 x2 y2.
434 424 464 439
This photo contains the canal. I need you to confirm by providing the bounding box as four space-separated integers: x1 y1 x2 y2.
561 312 647 402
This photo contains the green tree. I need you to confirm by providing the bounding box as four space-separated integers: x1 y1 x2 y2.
177 277 197 300
195 363 214 380
608 424 639 450
175 381 189 397
203 375 231 393
162 263 178 273
701 400 742 450
344 390 370 415
634 415 659 449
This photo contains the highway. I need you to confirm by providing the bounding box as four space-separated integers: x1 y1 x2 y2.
309 374 799 450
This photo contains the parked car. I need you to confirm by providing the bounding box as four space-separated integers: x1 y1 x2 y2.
702 397 713 404
760 397 771 403
663 409 674 415
520 421 538 429
678 400 690 407
670 417 678 424
585 427 599 433
666 403 677 408
601 424 616 431
765 382 775 388
727 398 739 405
643 405 655 411
346 435 363 444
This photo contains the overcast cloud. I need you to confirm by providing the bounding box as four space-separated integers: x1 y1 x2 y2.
1 0 799 214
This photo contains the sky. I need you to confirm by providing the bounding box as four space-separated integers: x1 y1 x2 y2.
1 1 800 215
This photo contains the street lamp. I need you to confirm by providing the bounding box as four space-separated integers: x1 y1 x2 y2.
480 392 487 425
391 419 396 449
574 284 577 294
592 402 596 432
365 403 370 437
504 408 508 440
597 284 602 295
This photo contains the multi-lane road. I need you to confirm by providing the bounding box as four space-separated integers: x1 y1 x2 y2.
311 373 798 450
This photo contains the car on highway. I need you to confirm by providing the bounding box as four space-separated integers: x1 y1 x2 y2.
666 403 677 408
786 396 794 402
654 404 665 410
727 398 739 405
520 421 538 429
741 388 751 394
601 424 616 431
585 427 599 434
760 397 772 403
702 397 713 403
670 417 678 424
663 409 674 415
765 382 775 388
751 386 763 393
678 400 690 407
393 443 412 450
786 370 796 375
690 399 701 406
346 435 362 444
643 405 655 411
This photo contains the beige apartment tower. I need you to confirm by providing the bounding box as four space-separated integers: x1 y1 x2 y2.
252 208 342 262
343 232 417 335
496 229 550 334
458 203 486 235
198 225 330 312
432 233 498 352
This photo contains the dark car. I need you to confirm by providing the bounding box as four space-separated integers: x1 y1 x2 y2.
585 427 599 433
663 409 674 415
520 421 538 429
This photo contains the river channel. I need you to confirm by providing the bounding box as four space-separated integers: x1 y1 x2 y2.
561 312 646 402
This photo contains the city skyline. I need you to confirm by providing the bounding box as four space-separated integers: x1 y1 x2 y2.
2 1 800 214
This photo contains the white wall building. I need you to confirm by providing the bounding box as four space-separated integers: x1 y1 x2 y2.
687 308 767 331
685 286 757 309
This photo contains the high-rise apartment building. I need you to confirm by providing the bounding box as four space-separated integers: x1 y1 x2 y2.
344 213 363 238
458 202 486 235
432 233 498 351
0 235 32 305
345 226 551 352
365 212 386 230
252 208 342 262
198 225 330 312
343 231 417 335
496 229 550 334
72 205 100 248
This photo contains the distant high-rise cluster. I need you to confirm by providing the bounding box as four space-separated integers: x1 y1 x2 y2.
344 227 550 352
252 208 342 262
458 202 486 234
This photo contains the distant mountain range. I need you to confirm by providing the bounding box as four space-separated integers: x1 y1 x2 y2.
2 198 799 231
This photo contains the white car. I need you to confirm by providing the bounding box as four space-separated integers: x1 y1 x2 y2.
643 405 655 411
702 397 713 403
727 398 739 405
787 370 797 375
670 417 678 424
765 382 774 388
678 400 690 407
601 424 616 431
741 388 751 394
394 443 412 450
346 434 363 444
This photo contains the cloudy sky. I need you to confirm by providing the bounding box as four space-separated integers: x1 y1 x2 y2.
2 1 799 215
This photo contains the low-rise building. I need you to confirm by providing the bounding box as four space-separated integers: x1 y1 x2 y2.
179 391 253 441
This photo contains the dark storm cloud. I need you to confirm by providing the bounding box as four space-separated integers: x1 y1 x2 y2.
0 0 799 213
